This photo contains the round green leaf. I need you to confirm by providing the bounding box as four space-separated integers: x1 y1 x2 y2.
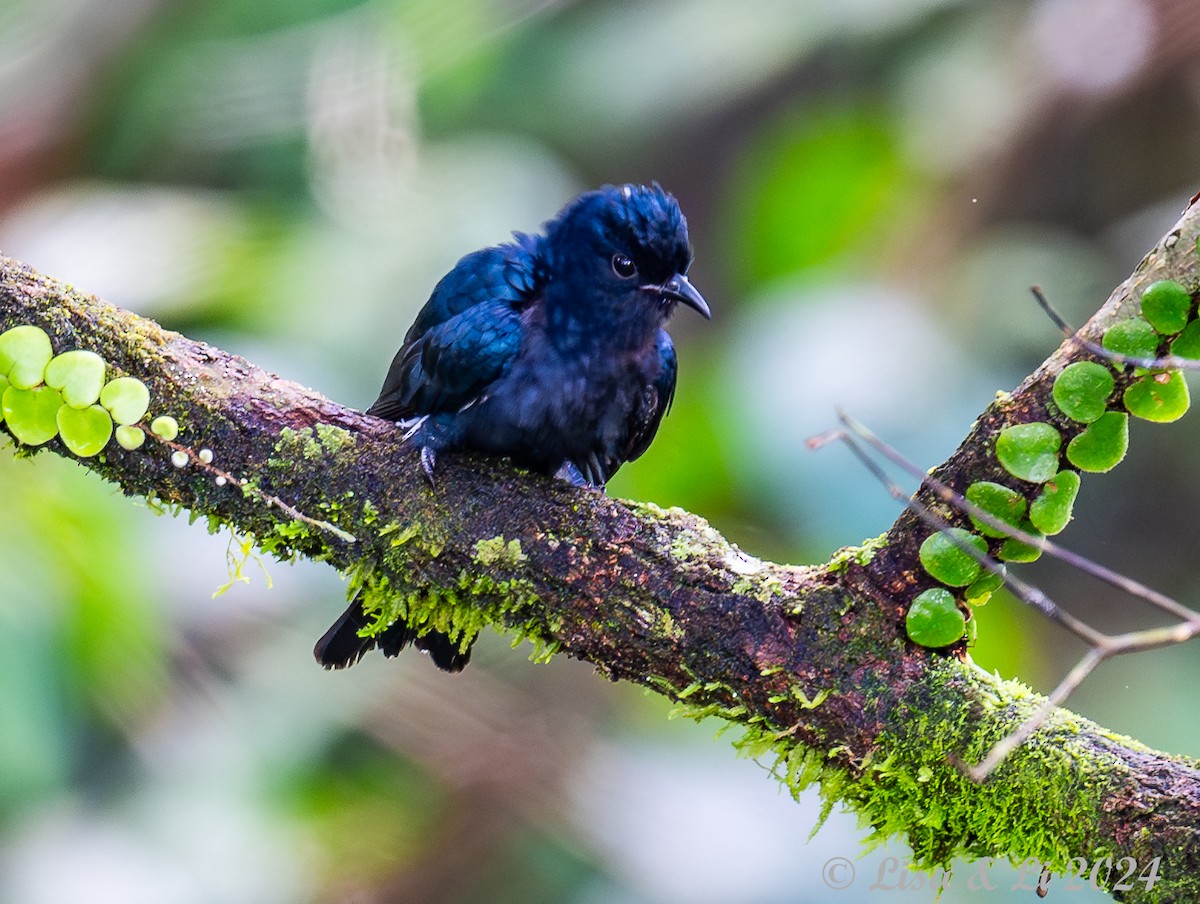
115 425 146 450
1123 371 1190 422
2 384 63 445
906 588 966 648
44 349 106 408
56 404 113 457
964 567 1005 605
1170 320 1200 360
1066 411 1128 473
995 422 1062 483
150 415 179 441
1102 317 1159 360
1028 470 1080 535
0 374 8 424
100 376 151 425
0 325 53 389
919 528 986 587
1051 361 1114 424
965 481 1027 538
1140 279 1192 335
998 522 1044 563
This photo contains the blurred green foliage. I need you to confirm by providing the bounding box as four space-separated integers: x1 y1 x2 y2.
277 736 446 882
728 106 906 288
0 450 164 821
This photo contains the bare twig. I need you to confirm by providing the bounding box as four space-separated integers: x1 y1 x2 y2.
816 412 1200 780
1031 284 1199 371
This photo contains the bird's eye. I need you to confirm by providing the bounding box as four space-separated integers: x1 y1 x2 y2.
611 254 637 279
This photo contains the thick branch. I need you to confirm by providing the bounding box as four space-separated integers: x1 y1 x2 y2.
4 205 1200 899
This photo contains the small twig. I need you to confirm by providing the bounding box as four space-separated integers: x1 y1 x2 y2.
812 412 1200 780
814 422 1103 642
1031 285 1199 371
966 648 1104 781
839 412 1200 627
140 425 358 544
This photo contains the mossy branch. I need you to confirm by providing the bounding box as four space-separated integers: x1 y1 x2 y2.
4 202 1200 901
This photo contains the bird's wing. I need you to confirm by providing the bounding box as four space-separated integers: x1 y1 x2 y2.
368 297 524 420
368 237 539 421
619 329 678 466
404 234 540 342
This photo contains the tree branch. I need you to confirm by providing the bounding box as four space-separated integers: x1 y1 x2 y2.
4 201 1200 899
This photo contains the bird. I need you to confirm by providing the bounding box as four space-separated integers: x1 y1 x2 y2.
314 183 710 672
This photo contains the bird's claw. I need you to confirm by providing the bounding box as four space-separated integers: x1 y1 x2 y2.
554 459 608 491
419 445 438 490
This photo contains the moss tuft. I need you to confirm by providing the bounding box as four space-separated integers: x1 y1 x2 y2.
473 535 528 568
270 424 356 469
829 534 888 572
703 662 1139 886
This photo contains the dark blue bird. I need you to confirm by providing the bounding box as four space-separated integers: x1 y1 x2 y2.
315 183 709 671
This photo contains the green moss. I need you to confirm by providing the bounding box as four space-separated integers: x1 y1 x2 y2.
360 499 380 526
473 535 528 567
675 662 1136 884
315 422 356 455
839 665 1118 871
270 424 357 469
213 532 273 596
669 528 712 562
642 502 730 566
732 572 784 604
828 534 888 572
334 521 546 664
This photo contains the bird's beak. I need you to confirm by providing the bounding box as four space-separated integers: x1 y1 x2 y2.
651 274 711 319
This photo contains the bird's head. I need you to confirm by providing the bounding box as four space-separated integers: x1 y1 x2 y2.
542 183 711 325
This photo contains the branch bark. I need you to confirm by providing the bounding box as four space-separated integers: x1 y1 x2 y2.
4 202 1200 899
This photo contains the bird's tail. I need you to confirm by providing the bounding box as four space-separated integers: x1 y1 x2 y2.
313 596 471 672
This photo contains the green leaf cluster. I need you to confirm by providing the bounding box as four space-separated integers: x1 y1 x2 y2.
0 325 165 458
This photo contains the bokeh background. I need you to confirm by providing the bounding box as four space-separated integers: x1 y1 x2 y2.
2 0 1198 901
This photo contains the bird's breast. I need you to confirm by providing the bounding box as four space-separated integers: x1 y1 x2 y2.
457 335 660 469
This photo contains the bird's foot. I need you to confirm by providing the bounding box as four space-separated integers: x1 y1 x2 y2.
419 445 438 490
554 460 607 491
554 460 588 486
